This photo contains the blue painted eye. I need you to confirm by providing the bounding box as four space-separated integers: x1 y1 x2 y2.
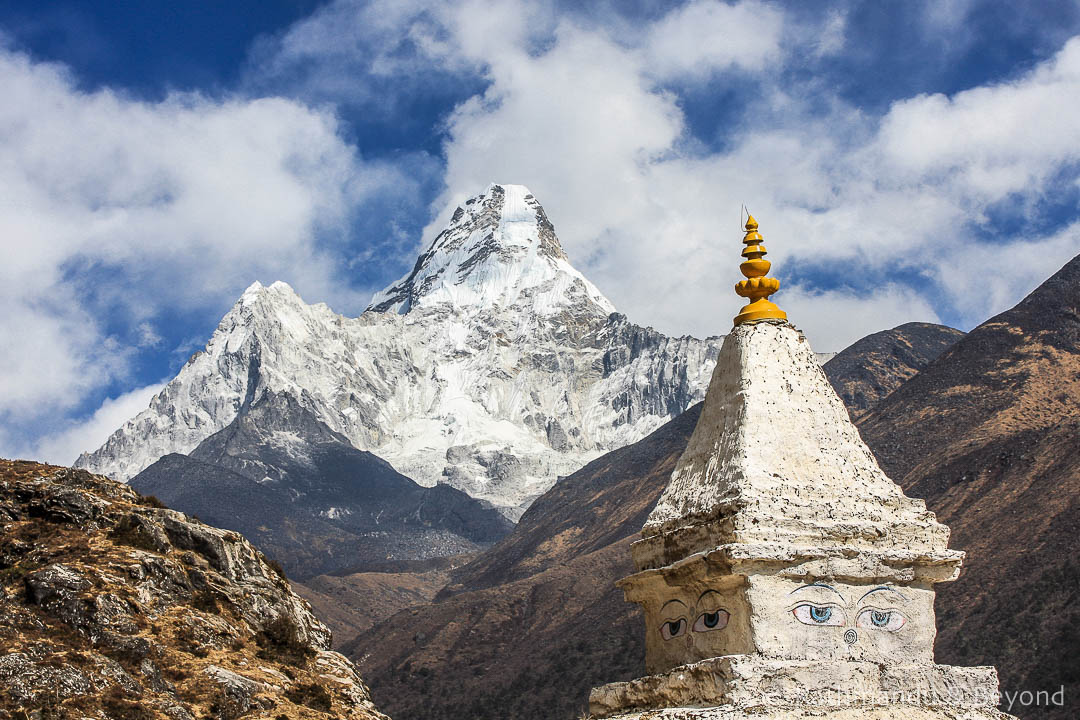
856 608 907 632
792 604 845 626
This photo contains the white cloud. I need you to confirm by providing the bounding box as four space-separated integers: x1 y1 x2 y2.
0 43 409 442
424 6 1080 347
644 0 784 78
812 9 847 58
782 284 941 353
136 322 163 348
7 0 1080 460
873 36 1080 199
241 0 1080 351
244 0 482 113
11 382 167 467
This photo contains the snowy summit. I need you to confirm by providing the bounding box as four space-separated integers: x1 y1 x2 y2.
369 184 615 318
79 184 722 519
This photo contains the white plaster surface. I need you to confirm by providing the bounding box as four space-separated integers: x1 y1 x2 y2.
590 656 1009 719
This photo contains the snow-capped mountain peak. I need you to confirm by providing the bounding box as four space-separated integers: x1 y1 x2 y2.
368 183 615 317
78 183 724 519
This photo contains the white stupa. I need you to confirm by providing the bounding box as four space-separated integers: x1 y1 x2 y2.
588 216 1013 720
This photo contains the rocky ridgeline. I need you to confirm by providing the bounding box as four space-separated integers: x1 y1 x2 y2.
0 459 388 720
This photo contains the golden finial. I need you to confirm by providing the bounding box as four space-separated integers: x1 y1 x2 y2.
733 213 787 325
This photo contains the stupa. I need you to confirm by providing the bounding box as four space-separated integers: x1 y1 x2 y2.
588 216 1013 719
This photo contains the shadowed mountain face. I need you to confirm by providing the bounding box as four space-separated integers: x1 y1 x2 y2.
822 322 965 418
344 257 1079 720
857 254 1080 719
131 392 512 581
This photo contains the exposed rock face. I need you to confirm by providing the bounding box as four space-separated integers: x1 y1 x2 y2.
823 322 965 418
129 391 511 580
78 183 724 518
368 183 601 316
0 459 388 720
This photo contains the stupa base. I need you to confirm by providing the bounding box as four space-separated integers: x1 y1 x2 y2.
589 656 1014 719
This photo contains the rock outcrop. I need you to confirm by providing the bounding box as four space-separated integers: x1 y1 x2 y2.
0 459 388 720
129 391 511 580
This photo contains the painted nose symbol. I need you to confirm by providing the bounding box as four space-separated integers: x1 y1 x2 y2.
843 629 858 645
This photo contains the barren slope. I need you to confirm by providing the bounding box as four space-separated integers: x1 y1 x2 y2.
294 556 474 650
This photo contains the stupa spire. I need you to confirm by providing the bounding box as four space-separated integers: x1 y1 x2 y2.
734 213 787 325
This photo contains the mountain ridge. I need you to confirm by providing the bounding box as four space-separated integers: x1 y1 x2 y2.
823 321 965 418
77 184 725 517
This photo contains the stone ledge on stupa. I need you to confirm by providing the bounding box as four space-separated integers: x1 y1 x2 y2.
623 541 965 593
589 656 1008 719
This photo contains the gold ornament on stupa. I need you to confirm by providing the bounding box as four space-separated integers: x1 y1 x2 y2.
733 214 787 326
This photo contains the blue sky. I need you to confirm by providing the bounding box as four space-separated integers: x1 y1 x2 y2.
2 0 1080 464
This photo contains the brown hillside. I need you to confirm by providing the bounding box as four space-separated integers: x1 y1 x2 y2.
295 559 466 650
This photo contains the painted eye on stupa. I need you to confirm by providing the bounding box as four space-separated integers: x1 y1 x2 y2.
692 609 730 633
659 618 687 640
792 604 845 626
856 608 907 632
